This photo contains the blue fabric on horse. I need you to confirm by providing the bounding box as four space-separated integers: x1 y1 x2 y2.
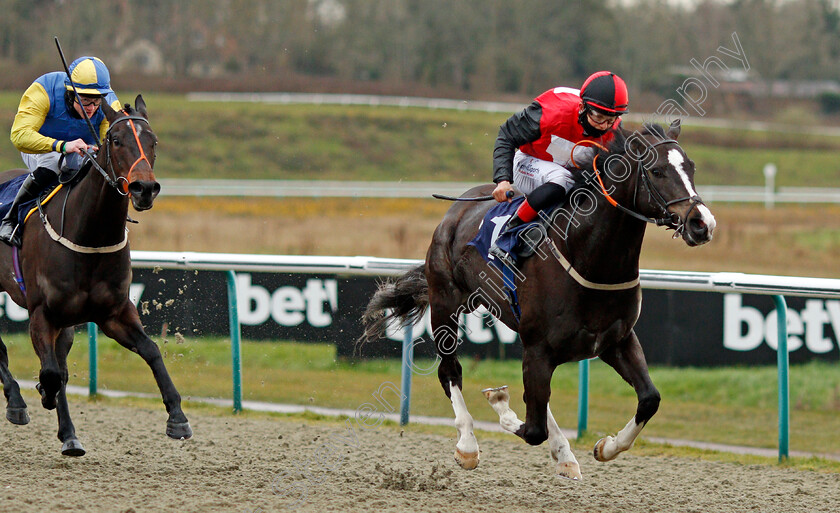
0 174 44 224
468 196 535 269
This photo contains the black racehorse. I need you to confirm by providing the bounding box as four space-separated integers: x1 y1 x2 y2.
362 121 715 479
0 96 191 456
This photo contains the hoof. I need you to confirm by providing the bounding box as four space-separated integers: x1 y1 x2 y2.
593 437 617 462
167 420 193 440
556 461 582 480
61 439 86 457
36 382 57 410
6 407 30 425
481 385 509 404
454 448 479 470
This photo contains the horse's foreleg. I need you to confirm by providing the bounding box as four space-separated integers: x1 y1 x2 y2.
28 309 62 411
54 327 84 456
517 346 553 446
547 404 581 480
0 339 29 425
594 331 660 462
100 302 192 440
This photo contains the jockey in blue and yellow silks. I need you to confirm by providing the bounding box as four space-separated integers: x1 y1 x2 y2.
1 56 121 247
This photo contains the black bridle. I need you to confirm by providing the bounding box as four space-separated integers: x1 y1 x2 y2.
591 138 705 236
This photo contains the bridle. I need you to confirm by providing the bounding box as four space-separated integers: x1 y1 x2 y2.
573 137 705 237
35 111 154 254
82 112 153 196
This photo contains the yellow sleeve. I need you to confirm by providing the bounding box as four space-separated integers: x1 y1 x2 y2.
9 82 56 154
98 97 123 142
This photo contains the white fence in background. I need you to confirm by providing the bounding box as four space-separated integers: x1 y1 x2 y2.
156 179 840 204
187 91 840 138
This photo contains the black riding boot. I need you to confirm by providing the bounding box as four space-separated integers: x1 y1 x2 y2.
0 169 53 248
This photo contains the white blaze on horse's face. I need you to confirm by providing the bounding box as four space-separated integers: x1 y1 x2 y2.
666 148 717 240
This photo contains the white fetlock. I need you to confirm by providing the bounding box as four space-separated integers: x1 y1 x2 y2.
450 384 480 470
482 385 525 434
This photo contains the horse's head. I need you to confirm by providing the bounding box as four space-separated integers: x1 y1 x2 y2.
616 120 716 246
101 95 160 211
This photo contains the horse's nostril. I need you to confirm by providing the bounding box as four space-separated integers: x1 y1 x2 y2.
128 182 144 196
689 218 706 232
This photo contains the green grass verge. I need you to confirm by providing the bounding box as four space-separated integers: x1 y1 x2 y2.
0 91 838 187
3 335 839 462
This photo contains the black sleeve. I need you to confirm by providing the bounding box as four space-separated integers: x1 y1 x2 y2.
492 100 542 184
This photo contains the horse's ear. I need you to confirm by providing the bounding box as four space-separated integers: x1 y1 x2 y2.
135 94 148 119
667 119 681 140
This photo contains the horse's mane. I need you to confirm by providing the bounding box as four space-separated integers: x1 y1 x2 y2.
583 123 666 171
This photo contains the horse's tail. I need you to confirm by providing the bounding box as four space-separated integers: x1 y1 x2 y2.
360 264 428 344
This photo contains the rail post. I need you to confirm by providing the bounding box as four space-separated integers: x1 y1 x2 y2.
226 270 243 413
400 321 413 426
87 322 98 396
773 295 789 461
578 359 590 438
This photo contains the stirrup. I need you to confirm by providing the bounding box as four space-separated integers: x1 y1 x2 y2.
0 222 21 248
488 245 517 269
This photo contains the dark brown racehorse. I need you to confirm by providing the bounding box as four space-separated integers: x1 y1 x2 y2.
362 121 715 478
0 96 191 456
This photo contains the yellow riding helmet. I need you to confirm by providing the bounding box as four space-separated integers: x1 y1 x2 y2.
65 56 113 96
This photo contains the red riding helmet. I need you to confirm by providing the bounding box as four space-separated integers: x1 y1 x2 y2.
580 71 629 114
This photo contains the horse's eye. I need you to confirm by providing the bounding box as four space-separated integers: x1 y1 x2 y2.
650 167 664 177
112 137 121 147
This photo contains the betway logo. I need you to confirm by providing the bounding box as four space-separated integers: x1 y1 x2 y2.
385 306 517 344
236 274 337 327
724 294 840 353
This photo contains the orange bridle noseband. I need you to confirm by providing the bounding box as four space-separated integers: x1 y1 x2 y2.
118 110 153 193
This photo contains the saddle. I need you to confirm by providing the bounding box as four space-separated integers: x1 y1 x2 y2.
469 197 568 270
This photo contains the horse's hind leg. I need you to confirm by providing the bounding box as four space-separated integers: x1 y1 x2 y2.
440 356 480 470
547 404 581 479
429 281 479 469
593 331 660 462
0 337 29 425
54 327 85 456
99 302 192 440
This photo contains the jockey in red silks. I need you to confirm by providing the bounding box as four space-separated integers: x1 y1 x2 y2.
1 56 121 247
489 71 629 255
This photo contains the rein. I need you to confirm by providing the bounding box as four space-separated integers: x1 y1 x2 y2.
571 138 704 235
538 135 702 291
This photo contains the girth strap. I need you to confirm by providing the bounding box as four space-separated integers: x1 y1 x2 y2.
41 213 129 254
543 237 640 291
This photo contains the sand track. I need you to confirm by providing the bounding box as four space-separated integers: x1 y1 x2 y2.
1 397 838 513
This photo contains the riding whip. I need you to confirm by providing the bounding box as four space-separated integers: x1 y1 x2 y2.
54 36 102 147
433 190 515 201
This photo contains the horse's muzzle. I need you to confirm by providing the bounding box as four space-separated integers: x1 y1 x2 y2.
128 180 161 211
677 201 716 247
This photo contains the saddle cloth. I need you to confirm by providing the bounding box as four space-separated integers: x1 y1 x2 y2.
0 174 58 227
467 196 557 270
